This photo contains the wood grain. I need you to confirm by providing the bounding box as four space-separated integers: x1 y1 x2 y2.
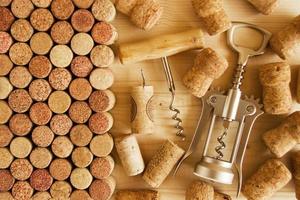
110 0 300 199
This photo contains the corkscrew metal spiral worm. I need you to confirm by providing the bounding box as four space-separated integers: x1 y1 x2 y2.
161 57 185 140
215 127 228 160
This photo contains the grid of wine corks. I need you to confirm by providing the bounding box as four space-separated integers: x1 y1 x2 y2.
0 0 117 199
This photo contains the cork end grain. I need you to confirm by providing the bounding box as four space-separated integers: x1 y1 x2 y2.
247 0 279 15
10 158 33 181
89 177 116 200
92 0 116 22
49 159 72 181
185 181 214 200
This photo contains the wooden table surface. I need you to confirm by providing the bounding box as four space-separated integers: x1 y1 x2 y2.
110 1 300 199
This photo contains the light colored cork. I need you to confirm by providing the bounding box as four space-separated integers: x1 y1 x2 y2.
71 33 94 56
292 151 300 200
130 0 163 31
51 21 74 45
30 147 52 169
10 158 33 181
73 0 94 8
0 0 12 6
69 101 92 124
9 42 32 65
49 68 72 90
0 77 13 99
9 113 32 136
70 124 93 147
114 0 138 15
0 148 13 169
88 112 114 134
71 147 93 168
0 170 15 192
71 9 95 32
92 0 116 22
0 101 12 124
91 22 118 45
90 156 114 179
90 45 114 67
0 7 14 31
0 125 13 147
50 45 73 68
89 68 114 90
89 90 116 112
30 32 53 55
185 181 214 200
71 56 93 78
0 192 13 200
32 126 54 147
70 168 93 190
29 56 52 78
10 137 32 158
51 0 74 20
9 66 32 89
270 15 300 59
183 48 228 98
90 133 114 157
12 181 33 200
115 134 145 176
89 177 116 200
32 192 51 200
29 79 52 101
11 0 34 18
142 140 185 188
242 159 291 200
29 102 52 125
69 78 92 101
8 89 32 113
0 31 13 53
30 8 54 31
70 190 92 200
51 136 74 158
30 169 53 191
115 189 159 200
296 68 300 103
0 54 13 76
49 159 72 181
50 114 73 136
247 0 279 15
10 19 33 42
31 0 52 7
259 62 292 115
48 91 72 114
50 181 72 199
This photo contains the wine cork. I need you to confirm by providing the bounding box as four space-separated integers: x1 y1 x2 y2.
259 62 292 115
0 192 13 200
31 0 52 8
183 48 228 98
48 91 72 114
242 159 291 200
70 124 93 147
247 0 279 15
49 68 72 90
29 56 52 79
0 101 12 124
51 0 75 20
69 78 92 101
71 9 95 32
32 192 51 200
115 189 159 200
0 0 12 6
9 42 32 65
51 136 74 158
10 19 33 42
143 140 185 188
50 114 73 135
90 45 114 67
11 0 33 18
30 32 53 55
90 156 114 179
0 125 13 147
88 112 114 134
9 113 32 136
71 33 94 56
70 168 93 190
89 177 116 200
73 0 94 8
0 7 14 31
70 190 92 200
0 77 13 99
71 56 93 77
131 85 154 134
115 135 145 176
92 0 116 22
9 66 32 89
10 137 32 158
89 90 116 112
89 68 114 90
292 151 300 199
0 170 14 191
0 148 13 168
50 45 73 68
29 102 52 125
51 21 74 44
50 181 72 199
0 54 13 76
30 8 53 31
69 101 92 124
0 31 12 53
49 159 72 181
32 126 54 147
29 79 52 101
185 181 214 200
90 133 114 157
297 68 300 103
29 147 52 169
10 159 33 181
91 22 118 45
72 147 93 168
30 169 53 191
8 89 32 113
12 181 33 199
